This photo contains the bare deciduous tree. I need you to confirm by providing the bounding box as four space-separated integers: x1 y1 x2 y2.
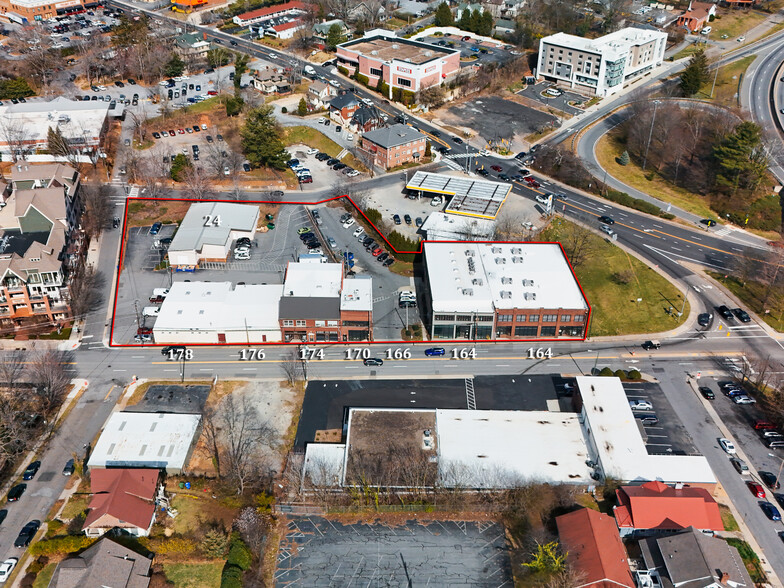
557 222 595 269
80 184 114 239
0 349 26 394
281 350 304 385
67 261 103 320
30 349 72 414
181 165 214 201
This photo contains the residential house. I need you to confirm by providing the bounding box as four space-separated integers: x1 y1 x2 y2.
313 19 349 40
0 164 83 332
456 2 483 19
350 105 385 133
359 123 426 170
174 31 211 60
83 469 160 538
252 67 292 94
233 0 307 26
308 80 338 109
347 2 386 23
637 527 754 588
48 537 152 588
614 480 724 537
556 508 634 588
265 19 306 39
676 0 716 32
279 261 373 342
494 18 515 36
329 92 361 125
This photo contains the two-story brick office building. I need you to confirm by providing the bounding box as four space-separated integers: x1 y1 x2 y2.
422 242 589 340
337 29 460 93
360 124 426 170
279 261 373 342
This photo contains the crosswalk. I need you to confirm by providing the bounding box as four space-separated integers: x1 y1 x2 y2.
442 158 463 171
714 225 736 237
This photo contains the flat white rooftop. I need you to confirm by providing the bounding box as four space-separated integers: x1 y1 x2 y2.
425 242 588 313
154 281 282 332
436 409 593 487
340 275 373 311
542 27 666 61
87 412 201 472
168 202 258 253
283 261 342 298
303 443 346 487
577 376 716 485
0 97 108 144
420 212 494 241
406 171 510 219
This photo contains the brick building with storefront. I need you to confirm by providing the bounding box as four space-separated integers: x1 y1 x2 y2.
360 124 426 170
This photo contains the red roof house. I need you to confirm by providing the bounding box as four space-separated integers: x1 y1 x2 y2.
613 480 724 536
677 1 716 32
232 1 307 26
83 469 159 538
556 508 634 588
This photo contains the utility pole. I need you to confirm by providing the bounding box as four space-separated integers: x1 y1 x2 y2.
642 100 660 171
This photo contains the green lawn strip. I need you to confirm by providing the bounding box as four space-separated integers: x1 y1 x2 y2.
724 538 766 583
32 563 56 588
719 504 740 532
696 55 755 106
707 271 784 332
672 44 701 61
542 220 689 336
712 10 767 39
164 562 223 588
595 132 719 220
59 494 90 520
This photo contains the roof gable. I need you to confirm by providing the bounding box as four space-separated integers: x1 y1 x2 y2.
83 469 158 531
615 484 724 531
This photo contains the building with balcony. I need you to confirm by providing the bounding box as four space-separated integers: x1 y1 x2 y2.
279 260 373 342
337 30 461 93
0 164 82 332
536 27 667 97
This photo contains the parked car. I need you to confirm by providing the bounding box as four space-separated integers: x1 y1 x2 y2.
761 471 781 490
717 305 734 321
761 502 782 521
699 386 715 399
748 481 766 498
629 400 653 411
0 558 18 583
62 459 75 476
149 222 162 235
404 214 412 225
719 438 736 454
22 461 40 481
393 214 401 225
733 395 756 405
7 484 26 502
363 357 383 366
732 308 751 323
731 457 750 474
13 520 40 548
755 420 777 430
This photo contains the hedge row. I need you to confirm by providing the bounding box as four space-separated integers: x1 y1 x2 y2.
598 367 642 380
604 188 675 220
29 536 95 556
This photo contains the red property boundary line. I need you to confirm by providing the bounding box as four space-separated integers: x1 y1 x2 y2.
109 195 592 347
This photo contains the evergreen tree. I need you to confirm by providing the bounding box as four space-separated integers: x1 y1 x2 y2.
679 49 710 96
469 9 482 33
478 11 494 36
712 121 768 192
240 104 289 170
618 150 630 166
163 53 185 78
458 8 472 31
170 153 191 181
0 77 34 100
326 23 345 51
434 2 454 27
297 97 307 116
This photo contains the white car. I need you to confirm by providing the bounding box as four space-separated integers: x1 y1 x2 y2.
629 400 653 411
343 218 355 228
737 35 745 42
431 196 443 207
733 395 756 404
600 225 615 236
347 170 360 177
223 166 230 176
353 227 365 237
327 237 337 248
317 117 326 124
479 149 491 156
347 134 354 141
201 123 208 130
142 306 160 317
307 147 319 154
719 438 736 454
234 252 250 260
535 194 551 205
328 80 340 88
0 558 18 583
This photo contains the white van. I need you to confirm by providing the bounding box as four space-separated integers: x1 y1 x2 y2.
701 26 712 35
142 307 160 317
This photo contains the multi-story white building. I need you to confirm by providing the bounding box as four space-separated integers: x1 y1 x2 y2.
536 27 667 97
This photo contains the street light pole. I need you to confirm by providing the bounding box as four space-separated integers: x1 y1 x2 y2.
642 100 660 171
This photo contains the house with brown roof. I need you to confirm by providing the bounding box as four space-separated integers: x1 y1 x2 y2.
614 480 724 537
48 536 152 588
82 469 160 537
252 67 292 95
556 508 634 588
677 0 716 32
308 80 338 109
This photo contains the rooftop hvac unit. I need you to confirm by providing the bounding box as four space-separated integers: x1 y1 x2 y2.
464 249 474 257
392 43 399 49
491 246 502 254
512 256 523 263
500 291 512 299
501 277 512 285
471 278 483 286
511 247 522 254
462 288 474 296
494 257 506 264
524 292 536 301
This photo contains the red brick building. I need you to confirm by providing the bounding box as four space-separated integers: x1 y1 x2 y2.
279 261 373 342
329 92 361 125
677 1 716 32
360 124 427 170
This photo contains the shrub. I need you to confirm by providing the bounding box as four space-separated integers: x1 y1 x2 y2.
338 66 349 76
364 207 382 225
220 563 244 588
30 536 95 556
599 367 614 377
26 556 49 575
627 369 642 380
356 73 369 87
614 369 627 379
144 537 198 557
618 150 630 166
227 535 252 570
201 529 229 558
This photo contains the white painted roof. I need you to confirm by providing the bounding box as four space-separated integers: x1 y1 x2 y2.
542 27 666 61
303 443 346 487
0 97 108 144
340 275 373 311
153 281 282 332
577 376 716 485
168 202 258 253
407 171 510 219
425 242 588 313
283 261 342 298
420 212 494 241
87 412 201 471
436 409 593 487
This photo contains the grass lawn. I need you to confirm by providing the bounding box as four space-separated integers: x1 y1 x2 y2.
595 132 719 221
672 43 702 61
707 271 784 332
60 493 90 520
31 327 72 340
712 10 767 40
125 200 193 228
725 538 766 583
282 125 365 171
164 562 223 588
542 219 689 336
719 504 740 532
32 563 56 588
696 55 755 106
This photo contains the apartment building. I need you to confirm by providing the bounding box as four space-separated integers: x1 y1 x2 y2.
337 29 460 93
0 0 94 24
360 124 426 170
422 242 589 340
232 0 306 27
0 164 82 331
536 27 667 97
279 261 373 342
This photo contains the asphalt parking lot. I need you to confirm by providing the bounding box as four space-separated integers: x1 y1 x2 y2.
622 382 699 455
518 82 586 116
440 96 558 141
276 517 512 587
287 144 351 192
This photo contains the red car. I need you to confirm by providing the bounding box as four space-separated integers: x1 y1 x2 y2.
462 35 471 41
748 481 766 498
178 128 185 134
754 420 777 430
137 327 153 335
372 247 383 257
207 90 218 96
490 165 503 172
168 129 176 136
525 177 541 188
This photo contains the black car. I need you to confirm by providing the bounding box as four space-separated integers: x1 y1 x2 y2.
22 461 40 481
327 158 339 166
377 252 389 262
697 313 712 327
243 163 251 172
452 137 463 144
700 219 717 227
0 510 7 525
431 130 441 137
698 387 715 400
598 215 615 225
316 153 330 161
732 308 751 323
306 241 322 250
62 459 75 476
477 168 489 177
393 214 401 225
230 40 238 46
192 125 200 132
498 173 511 182
333 163 346 171
161 345 186 358
383 258 395 267
363 357 383 366
437 146 450 155
404 214 412 225
717 305 734 321
7 484 26 502
236 237 252 246
761 471 781 490
14 520 40 548
641 340 661 350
